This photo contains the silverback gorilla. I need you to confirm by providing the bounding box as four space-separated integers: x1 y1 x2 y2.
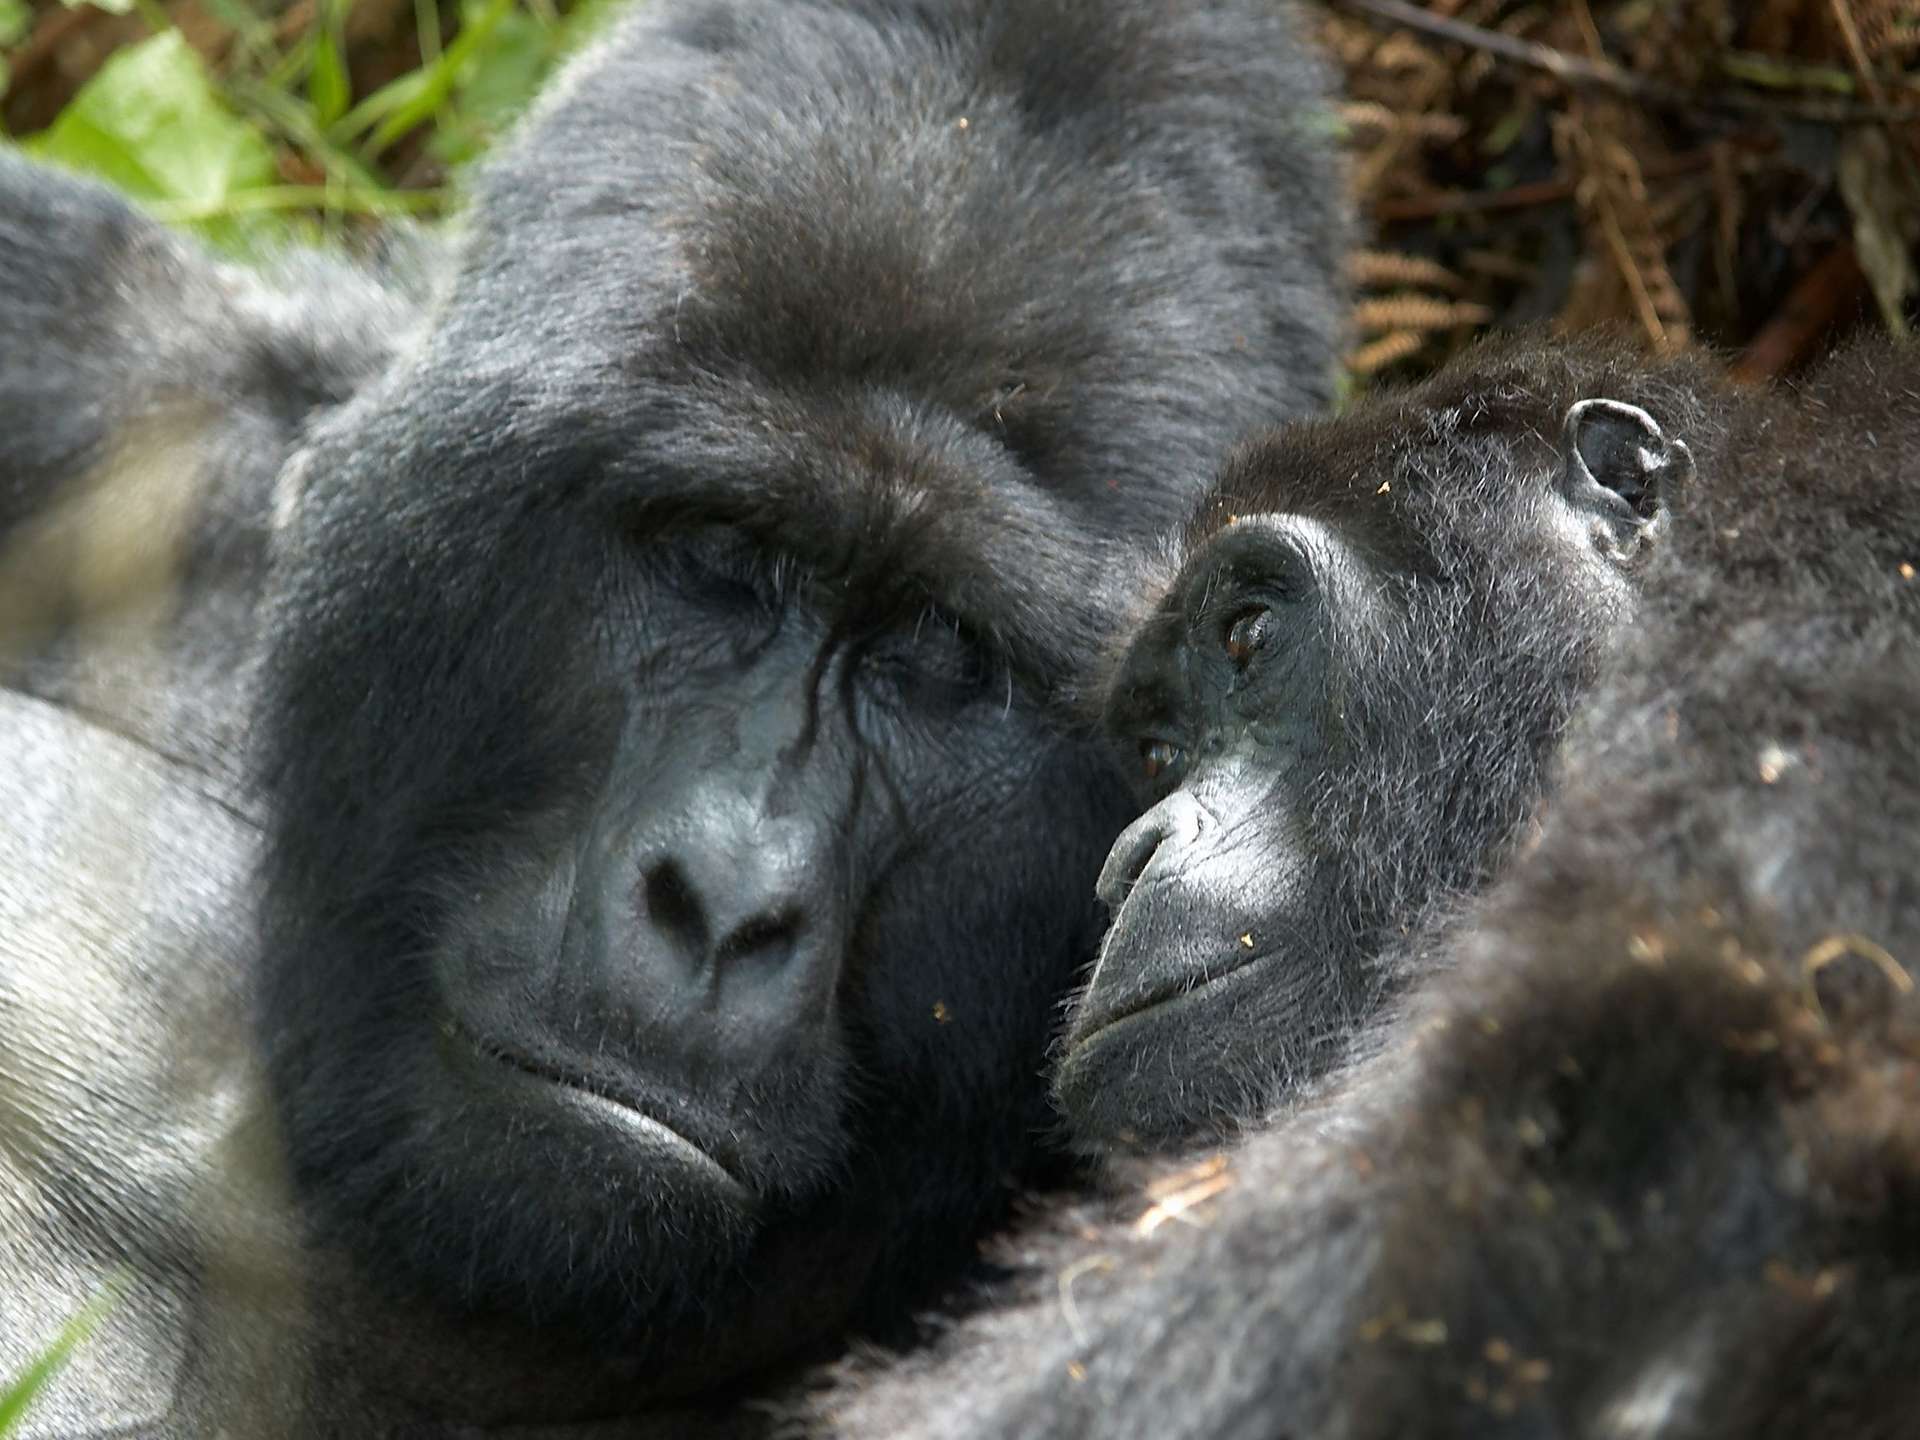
1062 333 1719 1146
817 332 1920 1438
0 1 1345 1433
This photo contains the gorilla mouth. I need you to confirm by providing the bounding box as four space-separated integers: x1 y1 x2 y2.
1070 944 1276 1052
445 1023 751 1197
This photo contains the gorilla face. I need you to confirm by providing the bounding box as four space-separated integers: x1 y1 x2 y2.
260 390 1142 1383
1056 339 1709 1147
439 526 1033 1202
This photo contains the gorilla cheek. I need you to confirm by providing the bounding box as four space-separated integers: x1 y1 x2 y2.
854 740 1125 1094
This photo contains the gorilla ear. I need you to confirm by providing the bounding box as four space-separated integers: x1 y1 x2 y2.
1557 399 1691 548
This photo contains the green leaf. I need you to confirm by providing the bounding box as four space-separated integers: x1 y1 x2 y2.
26 33 282 251
0 0 30 47
333 0 514 157
428 0 551 167
0 1281 124 1433
309 0 353 127
330 66 432 149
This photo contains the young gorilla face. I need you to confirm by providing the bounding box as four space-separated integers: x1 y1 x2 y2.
1057 338 1714 1147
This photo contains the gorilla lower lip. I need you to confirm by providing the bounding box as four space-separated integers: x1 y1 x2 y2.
447 1026 749 1198
1074 947 1272 1051
549 1085 747 1195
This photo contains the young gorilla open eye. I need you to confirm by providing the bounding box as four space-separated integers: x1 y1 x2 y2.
1224 606 1274 666
1140 738 1185 783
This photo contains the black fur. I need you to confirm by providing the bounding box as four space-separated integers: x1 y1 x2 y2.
1058 332 1728 1146
0 1 1344 1432
814 332 1920 1438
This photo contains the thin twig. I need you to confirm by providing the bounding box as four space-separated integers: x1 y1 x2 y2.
1828 0 1920 182
1594 194 1670 352
1373 150 1718 223
1828 0 1891 111
1327 0 1920 124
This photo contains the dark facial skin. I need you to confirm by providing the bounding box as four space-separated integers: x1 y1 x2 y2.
1054 336 1714 1148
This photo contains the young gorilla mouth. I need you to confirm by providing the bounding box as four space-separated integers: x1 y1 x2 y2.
1068 934 1281 1053
441 1019 753 1199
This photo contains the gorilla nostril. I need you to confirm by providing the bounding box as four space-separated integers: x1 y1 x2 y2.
1096 817 1167 912
1097 792 1208 912
715 909 803 969
642 861 710 961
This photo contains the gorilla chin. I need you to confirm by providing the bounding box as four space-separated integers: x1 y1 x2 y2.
1054 938 1282 1147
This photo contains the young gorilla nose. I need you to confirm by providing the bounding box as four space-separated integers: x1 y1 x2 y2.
1083 765 1293 1027
1094 789 1208 911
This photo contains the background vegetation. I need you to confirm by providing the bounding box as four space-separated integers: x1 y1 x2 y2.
2 0 1917 381
0 0 609 251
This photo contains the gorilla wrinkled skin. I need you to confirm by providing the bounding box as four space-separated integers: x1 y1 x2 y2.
0 1 1344 1432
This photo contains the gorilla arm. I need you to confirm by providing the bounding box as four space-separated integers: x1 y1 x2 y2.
0 156 415 1434
0 695 306 1435
0 152 419 796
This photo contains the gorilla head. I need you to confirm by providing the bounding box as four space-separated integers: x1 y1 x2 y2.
247 0 1343 1407
1057 335 1726 1148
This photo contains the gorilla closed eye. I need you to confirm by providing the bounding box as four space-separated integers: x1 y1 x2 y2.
661 526 804 610
862 604 997 702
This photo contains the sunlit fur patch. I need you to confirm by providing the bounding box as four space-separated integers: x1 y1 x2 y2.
0 409 208 662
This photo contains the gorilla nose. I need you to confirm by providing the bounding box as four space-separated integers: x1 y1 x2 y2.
635 800 824 987
1096 791 1207 912
642 857 802 971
